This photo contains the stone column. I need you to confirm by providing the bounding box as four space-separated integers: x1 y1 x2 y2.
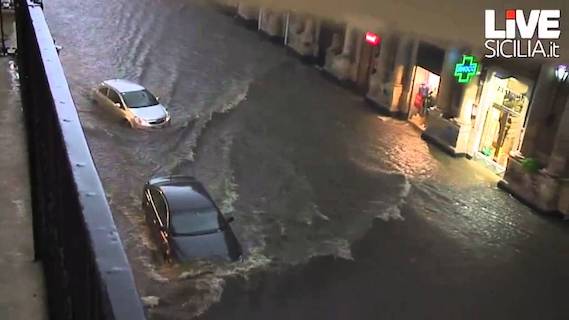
374 32 394 83
300 18 315 51
457 79 478 123
330 24 356 81
436 47 465 117
390 35 413 113
342 25 355 55
266 11 284 37
286 14 307 55
397 38 419 115
520 64 557 157
422 46 477 155
453 70 482 154
366 31 396 108
456 50 485 123
546 94 569 176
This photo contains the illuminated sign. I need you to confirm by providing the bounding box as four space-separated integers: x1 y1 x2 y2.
454 55 479 84
365 32 381 46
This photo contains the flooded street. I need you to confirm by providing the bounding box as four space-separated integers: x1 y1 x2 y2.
44 0 569 319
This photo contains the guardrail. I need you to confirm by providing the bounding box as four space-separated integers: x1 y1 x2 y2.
15 0 146 319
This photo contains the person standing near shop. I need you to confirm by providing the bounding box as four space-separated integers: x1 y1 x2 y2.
422 90 435 116
414 83 429 116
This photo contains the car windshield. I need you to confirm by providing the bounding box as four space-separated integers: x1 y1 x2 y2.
170 208 222 236
121 89 159 108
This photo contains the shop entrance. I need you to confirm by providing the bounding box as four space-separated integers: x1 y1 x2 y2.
475 71 532 170
317 22 344 67
355 42 377 93
408 66 440 130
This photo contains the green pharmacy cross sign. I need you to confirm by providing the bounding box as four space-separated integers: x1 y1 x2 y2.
454 55 479 84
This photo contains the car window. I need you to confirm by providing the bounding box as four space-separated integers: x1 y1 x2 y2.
150 189 168 227
156 193 168 227
98 86 108 96
170 209 222 236
121 90 159 108
107 89 122 105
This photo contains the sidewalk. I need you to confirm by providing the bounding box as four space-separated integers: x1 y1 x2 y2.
0 55 47 320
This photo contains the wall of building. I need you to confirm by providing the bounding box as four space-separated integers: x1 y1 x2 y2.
229 1 569 216
237 3 259 21
236 0 569 62
259 8 286 38
286 13 319 57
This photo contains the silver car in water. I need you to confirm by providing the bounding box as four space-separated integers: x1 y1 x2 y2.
93 79 170 129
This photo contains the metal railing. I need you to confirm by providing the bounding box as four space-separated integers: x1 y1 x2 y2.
15 0 146 319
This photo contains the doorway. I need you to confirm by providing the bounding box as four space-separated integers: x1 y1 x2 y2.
476 73 532 169
355 42 377 93
407 66 441 131
317 22 344 67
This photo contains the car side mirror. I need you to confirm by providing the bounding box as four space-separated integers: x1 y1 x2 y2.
156 96 160 101
114 103 122 109
226 216 235 223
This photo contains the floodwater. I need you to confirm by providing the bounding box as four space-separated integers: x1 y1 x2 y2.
44 0 569 319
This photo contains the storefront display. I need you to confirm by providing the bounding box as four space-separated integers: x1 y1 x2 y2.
473 71 532 170
408 66 440 130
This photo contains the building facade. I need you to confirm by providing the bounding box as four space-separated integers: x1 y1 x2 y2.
236 3 259 23
499 64 569 215
258 8 287 39
284 13 320 60
223 3 569 217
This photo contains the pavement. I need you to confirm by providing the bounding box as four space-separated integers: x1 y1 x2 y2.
0 39 47 320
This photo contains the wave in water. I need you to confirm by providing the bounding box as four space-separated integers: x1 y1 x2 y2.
157 78 251 175
175 247 272 317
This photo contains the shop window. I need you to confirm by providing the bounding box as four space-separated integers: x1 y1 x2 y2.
408 66 441 131
476 72 533 168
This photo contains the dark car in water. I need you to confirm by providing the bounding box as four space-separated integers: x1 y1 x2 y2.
142 176 242 262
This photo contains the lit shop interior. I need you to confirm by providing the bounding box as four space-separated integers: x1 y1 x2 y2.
471 70 533 172
408 66 441 131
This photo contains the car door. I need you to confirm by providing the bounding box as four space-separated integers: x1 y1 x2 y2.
150 188 171 256
143 186 155 225
144 187 161 240
94 85 109 106
106 88 128 118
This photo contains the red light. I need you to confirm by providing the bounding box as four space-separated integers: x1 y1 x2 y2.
365 32 381 46
505 9 516 20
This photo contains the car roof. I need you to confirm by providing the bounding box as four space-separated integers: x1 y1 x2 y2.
160 184 216 214
148 175 198 187
102 79 145 93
